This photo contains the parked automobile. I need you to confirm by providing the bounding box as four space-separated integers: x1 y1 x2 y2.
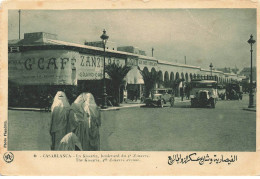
190 80 218 108
226 83 243 100
145 88 175 107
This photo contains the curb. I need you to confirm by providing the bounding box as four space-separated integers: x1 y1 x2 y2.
242 108 256 112
8 100 191 112
100 104 146 111
8 107 47 112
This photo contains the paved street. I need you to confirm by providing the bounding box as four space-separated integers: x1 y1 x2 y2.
8 94 256 151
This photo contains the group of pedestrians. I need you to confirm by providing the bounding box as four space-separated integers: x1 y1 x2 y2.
180 85 191 101
50 91 101 151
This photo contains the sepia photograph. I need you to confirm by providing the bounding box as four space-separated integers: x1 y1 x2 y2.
7 8 257 152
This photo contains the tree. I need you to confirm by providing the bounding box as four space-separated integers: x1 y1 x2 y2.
105 63 132 106
138 67 160 98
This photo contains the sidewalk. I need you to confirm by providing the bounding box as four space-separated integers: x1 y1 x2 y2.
101 97 190 111
8 97 191 112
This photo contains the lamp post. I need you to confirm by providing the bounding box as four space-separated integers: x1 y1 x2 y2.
100 29 109 109
209 63 213 80
247 34 255 108
152 47 154 57
18 10 21 39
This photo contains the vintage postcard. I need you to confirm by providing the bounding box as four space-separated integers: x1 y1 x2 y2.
0 0 259 176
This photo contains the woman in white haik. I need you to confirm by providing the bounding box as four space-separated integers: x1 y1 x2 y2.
58 132 83 151
50 91 70 150
67 93 101 151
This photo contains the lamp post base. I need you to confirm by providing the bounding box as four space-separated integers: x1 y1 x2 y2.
101 92 108 109
101 106 107 109
248 93 254 108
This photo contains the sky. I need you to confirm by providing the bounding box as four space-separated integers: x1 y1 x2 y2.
8 9 257 71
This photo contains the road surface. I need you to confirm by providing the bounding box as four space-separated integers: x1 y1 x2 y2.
8 94 256 151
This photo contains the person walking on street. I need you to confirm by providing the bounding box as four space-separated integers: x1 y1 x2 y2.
67 93 101 151
50 91 70 150
180 87 184 101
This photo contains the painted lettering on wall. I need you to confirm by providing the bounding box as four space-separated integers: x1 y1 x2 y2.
77 54 125 80
8 50 74 85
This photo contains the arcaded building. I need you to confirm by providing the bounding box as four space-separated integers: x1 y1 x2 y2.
8 32 243 107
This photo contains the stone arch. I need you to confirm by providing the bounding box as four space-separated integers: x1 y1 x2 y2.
164 71 169 82
181 72 185 80
151 67 156 74
215 75 218 82
158 70 163 88
190 73 193 81
143 66 149 73
170 72 174 82
164 71 170 87
185 73 189 82
197 74 201 79
176 72 180 80
193 74 196 79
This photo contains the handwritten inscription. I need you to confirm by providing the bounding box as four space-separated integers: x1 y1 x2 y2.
168 153 238 165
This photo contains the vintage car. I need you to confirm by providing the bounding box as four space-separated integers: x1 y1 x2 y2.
145 88 175 107
190 80 218 108
226 83 243 100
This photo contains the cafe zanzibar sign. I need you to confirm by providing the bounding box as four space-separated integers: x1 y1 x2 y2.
8 49 125 85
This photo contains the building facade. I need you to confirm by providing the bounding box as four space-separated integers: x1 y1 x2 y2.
8 32 244 107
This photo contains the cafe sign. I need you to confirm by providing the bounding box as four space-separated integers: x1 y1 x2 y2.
8 49 126 84
76 53 125 80
8 50 75 85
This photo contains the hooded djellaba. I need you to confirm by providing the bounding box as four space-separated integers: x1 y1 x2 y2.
67 93 101 151
58 132 83 151
50 91 70 150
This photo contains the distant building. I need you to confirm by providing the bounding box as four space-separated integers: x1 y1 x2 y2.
216 67 239 74
117 46 146 56
239 67 256 82
84 41 117 50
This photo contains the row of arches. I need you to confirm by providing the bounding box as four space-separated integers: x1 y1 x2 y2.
142 67 234 86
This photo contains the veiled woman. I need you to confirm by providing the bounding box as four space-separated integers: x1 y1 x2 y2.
58 132 83 151
67 93 101 151
50 91 70 150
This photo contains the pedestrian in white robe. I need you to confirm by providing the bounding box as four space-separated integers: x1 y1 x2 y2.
50 91 70 150
58 132 82 151
67 93 101 151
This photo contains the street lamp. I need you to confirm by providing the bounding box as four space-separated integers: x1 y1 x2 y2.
247 34 255 108
100 29 109 109
209 63 213 79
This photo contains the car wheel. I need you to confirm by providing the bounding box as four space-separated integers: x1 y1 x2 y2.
170 99 174 107
211 99 215 108
191 99 196 108
159 100 164 108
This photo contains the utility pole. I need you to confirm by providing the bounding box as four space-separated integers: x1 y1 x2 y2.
184 56 186 64
18 10 21 39
152 47 154 57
